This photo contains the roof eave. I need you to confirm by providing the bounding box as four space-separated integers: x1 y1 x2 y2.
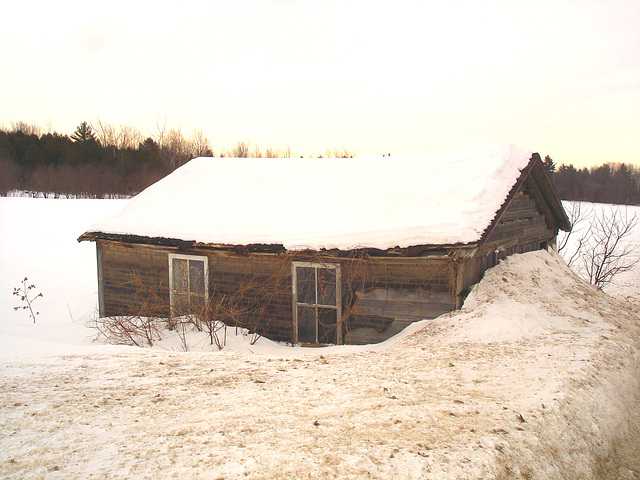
78 231 480 257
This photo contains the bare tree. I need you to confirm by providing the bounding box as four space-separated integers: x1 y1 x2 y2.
581 208 639 289
230 140 251 158
325 147 355 158
92 119 143 150
10 121 42 136
92 118 117 147
118 124 144 150
153 117 168 147
188 128 213 158
559 203 639 289
263 146 293 158
162 128 190 171
0 158 21 195
250 144 263 158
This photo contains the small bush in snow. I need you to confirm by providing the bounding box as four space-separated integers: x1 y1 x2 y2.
88 315 164 347
12 277 43 323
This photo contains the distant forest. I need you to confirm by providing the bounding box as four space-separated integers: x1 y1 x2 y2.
0 120 299 198
1 121 639 205
543 156 640 206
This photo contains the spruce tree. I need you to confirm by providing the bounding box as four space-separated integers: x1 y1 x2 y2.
70 121 97 145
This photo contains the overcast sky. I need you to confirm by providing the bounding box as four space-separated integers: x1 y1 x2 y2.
1 0 638 167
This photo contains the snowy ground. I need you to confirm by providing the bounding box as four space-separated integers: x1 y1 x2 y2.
1 197 639 479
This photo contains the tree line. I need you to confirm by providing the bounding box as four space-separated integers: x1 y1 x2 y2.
0 120 311 198
544 156 640 206
1 120 639 204
1 121 169 197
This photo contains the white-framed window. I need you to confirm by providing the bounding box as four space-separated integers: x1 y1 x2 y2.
292 261 342 345
168 254 208 317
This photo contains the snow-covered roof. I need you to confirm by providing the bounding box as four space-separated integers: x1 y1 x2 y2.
84 143 534 250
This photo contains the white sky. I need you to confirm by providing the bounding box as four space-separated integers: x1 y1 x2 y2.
1 0 639 167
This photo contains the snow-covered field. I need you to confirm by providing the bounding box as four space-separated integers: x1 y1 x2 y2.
1 197 639 479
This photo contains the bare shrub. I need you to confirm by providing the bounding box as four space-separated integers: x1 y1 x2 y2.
89 273 169 346
559 203 639 289
88 314 163 347
90 249 458 349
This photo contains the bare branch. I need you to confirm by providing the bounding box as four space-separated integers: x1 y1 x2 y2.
562 205 640 289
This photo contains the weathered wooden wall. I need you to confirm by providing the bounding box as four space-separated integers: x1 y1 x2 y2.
484 188 556 252
97 242 460 345
204 252 292 343
337 256 457 345
98 240 171 318
97 240 294 342
453 185 559 307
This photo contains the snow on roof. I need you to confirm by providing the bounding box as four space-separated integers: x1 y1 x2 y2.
86 143 533 250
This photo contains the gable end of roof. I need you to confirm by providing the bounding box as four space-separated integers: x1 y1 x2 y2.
478 153 571 247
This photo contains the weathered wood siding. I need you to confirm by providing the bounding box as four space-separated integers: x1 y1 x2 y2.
98 240 171 318
453 185 559 307
203 252 292 343
339 256 456 345
97 242 459 345
97 241 294 342
485 188 556 252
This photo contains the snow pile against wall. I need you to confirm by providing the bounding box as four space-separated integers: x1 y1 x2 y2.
86 143 532 250
444 250 612 343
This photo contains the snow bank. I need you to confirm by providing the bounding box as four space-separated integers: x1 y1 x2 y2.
442 250 612 343
1 198 640 479
85 143 532 250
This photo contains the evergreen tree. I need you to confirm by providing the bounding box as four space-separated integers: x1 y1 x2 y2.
70 121 97 145
543 155 556 174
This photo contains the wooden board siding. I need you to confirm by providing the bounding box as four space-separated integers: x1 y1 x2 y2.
97 243 459 345
339 256 457 345
98 241 294 342
204 253 293 343
484 188 556 250
452 183 561 311
98 240 171 318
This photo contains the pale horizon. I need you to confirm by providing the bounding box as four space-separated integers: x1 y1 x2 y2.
1 0 638 168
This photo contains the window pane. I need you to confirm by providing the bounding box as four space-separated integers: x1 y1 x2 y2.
318 308 337 344
173 293 189 317
297 306 316 343
172 258 188 291
296 267 316 305
317 267 337 306
189 259 206 295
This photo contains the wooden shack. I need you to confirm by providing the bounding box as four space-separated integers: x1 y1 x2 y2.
78 144 570 345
